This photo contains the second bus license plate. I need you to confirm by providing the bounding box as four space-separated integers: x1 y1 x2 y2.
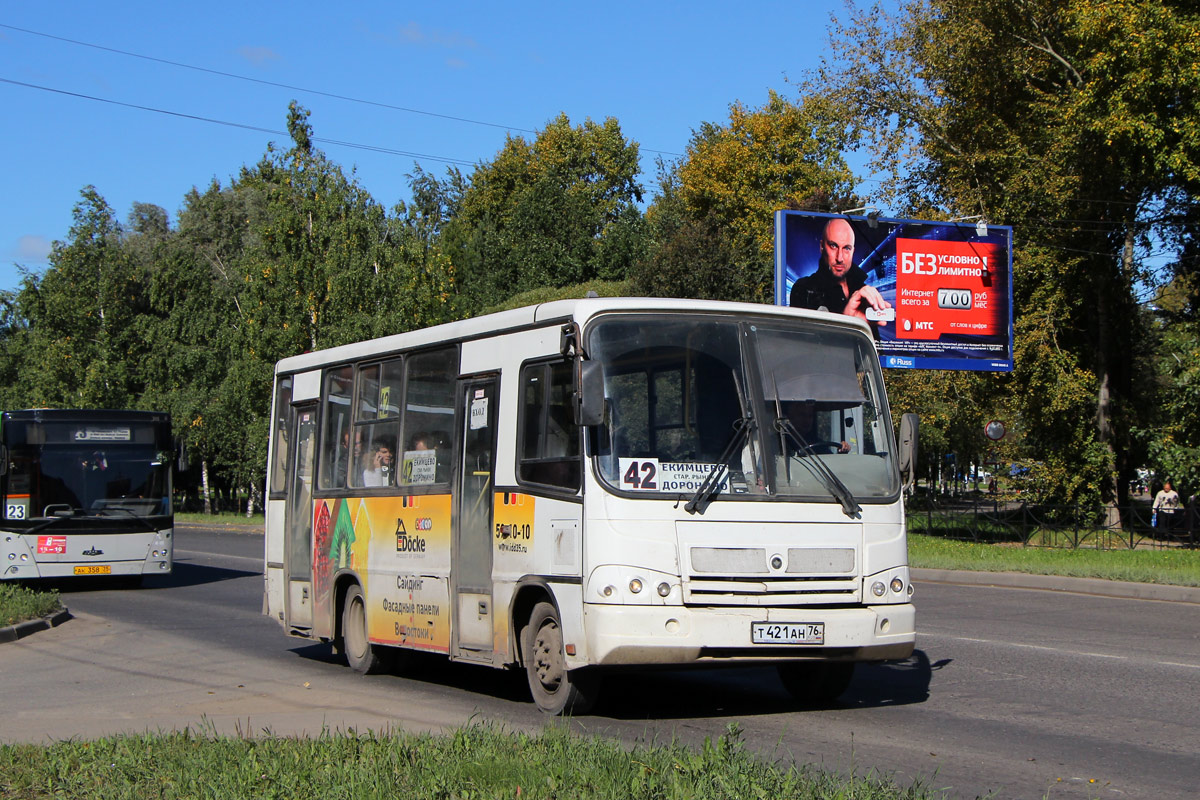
74 565 112 575
751 622 824 645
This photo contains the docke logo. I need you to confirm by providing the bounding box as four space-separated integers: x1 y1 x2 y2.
395 519 427 553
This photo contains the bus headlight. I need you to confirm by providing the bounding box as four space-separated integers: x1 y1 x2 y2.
588 565 679 605
865 567 911 604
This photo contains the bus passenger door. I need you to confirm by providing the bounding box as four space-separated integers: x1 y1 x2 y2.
285 404 317 630
452 377 497 658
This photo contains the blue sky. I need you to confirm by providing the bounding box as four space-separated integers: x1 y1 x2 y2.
0 1 867 294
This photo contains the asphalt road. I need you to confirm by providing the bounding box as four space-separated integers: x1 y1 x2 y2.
2 524 1197 800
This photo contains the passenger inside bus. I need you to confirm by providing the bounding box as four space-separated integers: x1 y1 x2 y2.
361 437 395 487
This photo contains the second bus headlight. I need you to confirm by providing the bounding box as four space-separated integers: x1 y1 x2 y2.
588 565 679 605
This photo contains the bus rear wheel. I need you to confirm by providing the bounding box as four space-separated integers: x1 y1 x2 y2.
522 601 598 715
777 661 855 707
342 584 385 674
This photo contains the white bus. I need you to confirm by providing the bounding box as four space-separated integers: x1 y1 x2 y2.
1 409 174 582
263 298 917 714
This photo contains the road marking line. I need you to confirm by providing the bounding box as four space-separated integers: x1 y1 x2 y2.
175 549 262 567
928 633 1200 669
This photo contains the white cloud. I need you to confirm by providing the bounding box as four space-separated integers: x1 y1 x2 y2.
393 22 479 52
15 235 51 264
238 46 282 66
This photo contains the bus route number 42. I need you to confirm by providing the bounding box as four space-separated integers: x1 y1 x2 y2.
623 459 658 490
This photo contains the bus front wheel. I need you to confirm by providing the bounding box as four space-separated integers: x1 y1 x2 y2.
522 601 598 715
777 661 855 707
342 584 385 675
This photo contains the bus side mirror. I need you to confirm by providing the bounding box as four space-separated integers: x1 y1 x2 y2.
898 413 919 490
0 444 7 476
575 359 605 427
176 440 190 473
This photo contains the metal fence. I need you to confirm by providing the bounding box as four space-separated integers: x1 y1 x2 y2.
905 491 1199 550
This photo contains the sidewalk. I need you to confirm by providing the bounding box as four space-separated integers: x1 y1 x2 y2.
914 568 1200 604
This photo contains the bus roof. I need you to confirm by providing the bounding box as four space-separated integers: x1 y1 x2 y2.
274 297 871 375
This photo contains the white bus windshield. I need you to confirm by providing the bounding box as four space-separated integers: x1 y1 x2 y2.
588 315 899 504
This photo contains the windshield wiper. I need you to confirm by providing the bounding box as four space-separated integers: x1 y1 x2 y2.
684 415 754 515
774 417 862 518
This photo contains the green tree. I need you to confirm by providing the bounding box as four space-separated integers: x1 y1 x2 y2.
1143 254 1200 494
630 92 855 303
202 103 456 505
10 187 147 408
443 113 644 313
816 0 1200 509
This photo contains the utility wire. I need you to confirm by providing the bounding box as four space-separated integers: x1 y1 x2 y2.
0 23 534 135
0 22 683 158
0 78 477 167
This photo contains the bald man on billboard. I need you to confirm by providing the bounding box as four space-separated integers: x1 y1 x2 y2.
789 217 891 328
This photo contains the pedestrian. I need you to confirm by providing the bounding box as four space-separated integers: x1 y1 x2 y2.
1152 480 1181 530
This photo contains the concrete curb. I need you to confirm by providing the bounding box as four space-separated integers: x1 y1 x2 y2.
0 608 72 643
913 568 1200 604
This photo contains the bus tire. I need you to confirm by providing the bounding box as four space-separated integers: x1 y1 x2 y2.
522 601 598 715
776 661 855 707
342 584 384 675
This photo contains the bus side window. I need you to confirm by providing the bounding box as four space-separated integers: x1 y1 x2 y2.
399 348 456 488
518 361 581 491
269 376 292 497
319 366 354 489
350 358 402 489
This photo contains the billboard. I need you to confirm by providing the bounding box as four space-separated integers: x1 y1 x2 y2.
774 210 1013 372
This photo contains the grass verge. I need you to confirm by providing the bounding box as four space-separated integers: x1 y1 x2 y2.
0 723 935 800
0 581 63 627
174 511 262 527
909 533 1200 587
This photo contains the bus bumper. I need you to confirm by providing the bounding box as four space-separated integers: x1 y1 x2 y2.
1 530 172 580
581 602 915 666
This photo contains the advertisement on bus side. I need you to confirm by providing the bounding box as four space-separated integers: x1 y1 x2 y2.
311 494 452 651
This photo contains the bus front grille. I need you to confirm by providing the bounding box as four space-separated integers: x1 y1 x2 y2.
683 545 860 606
682 575 860 606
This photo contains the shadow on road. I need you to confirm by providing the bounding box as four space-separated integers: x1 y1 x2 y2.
593 651 936 720
26 560 258 594
841 649 941 708
288 641 938 719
